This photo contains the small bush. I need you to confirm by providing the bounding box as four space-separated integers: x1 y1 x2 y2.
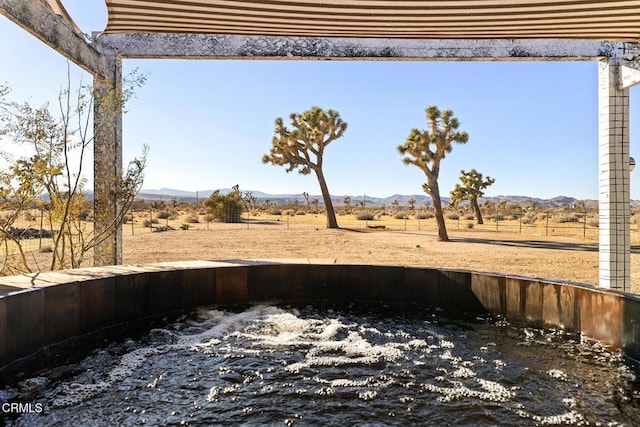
446 213 459 220
203 214 215 223
39 245 53 253
357 213 374 221
123 214 133 223
394 213 408 220
557 214 579 223
296 211 306 215
466 223 474 229
415 213 433 220
157 211 170 219
587 219 599 228
204 190 243 223
464 214 475 221
78 209 91 221
23 212 34 222
268 209 282 216
185 215 200 224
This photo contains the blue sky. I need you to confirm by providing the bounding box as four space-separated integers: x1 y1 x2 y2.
1 0 639 200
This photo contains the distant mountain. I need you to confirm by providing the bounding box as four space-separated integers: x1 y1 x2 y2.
136 188 602 208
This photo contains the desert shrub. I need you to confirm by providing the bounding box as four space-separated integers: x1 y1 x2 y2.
204 190 243 223
78 209 91 221
464 214 475 221
123 214 133 223
203 214 215 222
268 209 282 216
296 211 306 216
23 212 34 222
466 222 474 229
357 213 374 221
142 219 158 228
39 245 53 253
521 217 532 225
157 211 170 219
415 213 433 220
394 213 408 220
557 214 579 223
185 215 200 224
587 219 599 228
446 213 459 220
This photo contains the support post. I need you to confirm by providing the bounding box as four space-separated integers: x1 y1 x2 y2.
598 59 631 291
93 56 123 266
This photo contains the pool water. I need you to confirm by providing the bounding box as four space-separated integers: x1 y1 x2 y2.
1 304 639 426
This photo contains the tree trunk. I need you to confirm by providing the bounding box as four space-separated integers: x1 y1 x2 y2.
429 178 449 241
315 168 339 229
472 198 484 224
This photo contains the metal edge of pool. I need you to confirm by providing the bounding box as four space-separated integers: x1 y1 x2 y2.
0 260 638 369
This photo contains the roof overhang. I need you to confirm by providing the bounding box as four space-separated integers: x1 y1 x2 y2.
102 1 640 43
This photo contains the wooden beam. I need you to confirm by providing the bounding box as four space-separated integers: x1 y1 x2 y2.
96 33 637 62
0 0 108 77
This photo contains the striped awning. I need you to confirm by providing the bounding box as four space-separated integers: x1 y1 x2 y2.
101 0 640 43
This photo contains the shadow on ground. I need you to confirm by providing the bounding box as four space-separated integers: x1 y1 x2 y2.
449 237 640 254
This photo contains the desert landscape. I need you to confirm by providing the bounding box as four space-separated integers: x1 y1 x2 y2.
5 203 639 294
112 209 640 295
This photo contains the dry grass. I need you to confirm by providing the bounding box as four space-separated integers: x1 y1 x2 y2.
119 211 640 294
5 209 639 294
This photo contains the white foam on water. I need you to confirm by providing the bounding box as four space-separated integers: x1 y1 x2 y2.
34 304 630 426
423 377 516 403
547 369 568 381
51 306 278 408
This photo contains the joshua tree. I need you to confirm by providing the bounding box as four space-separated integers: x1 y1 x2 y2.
302 191 310 212
398 105 469 241
263 107 347 229
343 196 352 213
407 197 417 212
450 169 495 224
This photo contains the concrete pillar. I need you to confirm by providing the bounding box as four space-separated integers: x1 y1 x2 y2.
93 56 123 266
598 59 631 291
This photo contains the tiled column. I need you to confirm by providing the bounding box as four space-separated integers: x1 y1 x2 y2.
598 59 630 291
93 56 123 265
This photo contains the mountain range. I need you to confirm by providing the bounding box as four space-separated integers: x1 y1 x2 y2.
136 187 602 208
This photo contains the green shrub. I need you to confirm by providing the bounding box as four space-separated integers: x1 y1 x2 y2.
204 190 244 223
446 212 459 220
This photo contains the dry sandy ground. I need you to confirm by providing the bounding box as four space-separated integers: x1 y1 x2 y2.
122 225 640 294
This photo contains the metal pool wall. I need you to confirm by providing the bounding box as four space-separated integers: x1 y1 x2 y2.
0 260 638 367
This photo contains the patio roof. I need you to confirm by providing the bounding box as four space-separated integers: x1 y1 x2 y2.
101 0 640 43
